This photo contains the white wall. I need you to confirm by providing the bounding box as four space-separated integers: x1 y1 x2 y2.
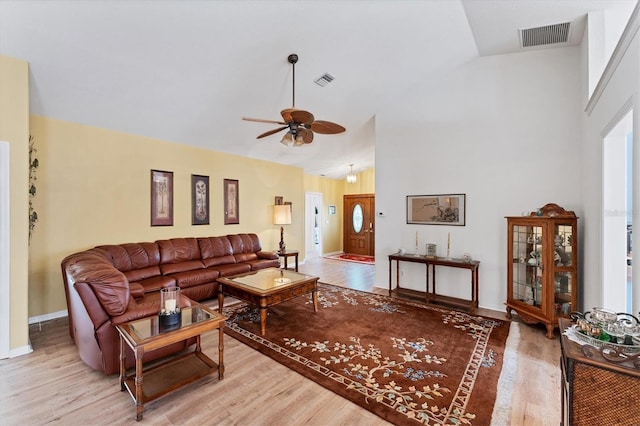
374 47 583 312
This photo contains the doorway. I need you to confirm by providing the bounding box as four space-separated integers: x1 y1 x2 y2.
343 194 375 256
305 192 323 259
603 109 632 312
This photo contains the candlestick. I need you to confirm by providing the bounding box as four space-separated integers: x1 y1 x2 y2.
447 232 451 259
415 231 419 255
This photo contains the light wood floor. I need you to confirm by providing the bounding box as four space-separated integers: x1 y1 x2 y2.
0 257 561 425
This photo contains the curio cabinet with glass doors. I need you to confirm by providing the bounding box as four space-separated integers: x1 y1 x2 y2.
505 203 578 338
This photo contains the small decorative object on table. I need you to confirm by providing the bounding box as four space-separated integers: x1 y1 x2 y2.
159 287 181 329
567 308 640 368
425 243 436 258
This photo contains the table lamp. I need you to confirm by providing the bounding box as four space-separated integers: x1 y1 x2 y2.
273 204 292 253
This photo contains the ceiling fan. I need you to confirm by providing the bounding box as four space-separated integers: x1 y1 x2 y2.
243 54 346 146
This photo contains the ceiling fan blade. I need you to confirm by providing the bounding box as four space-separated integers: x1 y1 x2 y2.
299 128 314 144
310 120 346 134
256 126 288 139
290 109 314 125
281 109 295 122
243 117 287 125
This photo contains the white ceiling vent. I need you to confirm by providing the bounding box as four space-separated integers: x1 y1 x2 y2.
520 22 570 48
314 73 334 87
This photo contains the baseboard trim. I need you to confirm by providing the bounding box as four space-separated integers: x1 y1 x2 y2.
29 309 68 324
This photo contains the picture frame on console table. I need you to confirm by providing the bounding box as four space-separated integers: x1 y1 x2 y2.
224 178 239 225
191 174 209 225
150 169 173 226
407 193 465 226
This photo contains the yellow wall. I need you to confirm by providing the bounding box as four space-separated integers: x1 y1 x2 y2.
0 55 30 351
304 168 375 253
29 115 304 317
344 168 375 195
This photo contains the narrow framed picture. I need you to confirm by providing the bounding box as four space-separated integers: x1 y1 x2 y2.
275 196 283 205
407 193 466 226
151 169 173 226
191 174 209 225
224 178 239 225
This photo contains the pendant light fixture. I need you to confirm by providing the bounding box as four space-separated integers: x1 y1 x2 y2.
346 164 357 184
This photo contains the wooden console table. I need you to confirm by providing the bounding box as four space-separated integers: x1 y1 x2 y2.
388 253 480 314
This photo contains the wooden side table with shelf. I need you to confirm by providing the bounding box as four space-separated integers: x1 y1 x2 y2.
115 305 225 421
277 249 299 271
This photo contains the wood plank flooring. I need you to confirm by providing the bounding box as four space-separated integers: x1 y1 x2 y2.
0 256 561 425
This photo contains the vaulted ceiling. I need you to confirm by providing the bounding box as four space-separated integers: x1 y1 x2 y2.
0 0 635 178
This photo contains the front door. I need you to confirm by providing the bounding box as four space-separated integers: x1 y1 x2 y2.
343 194 375 256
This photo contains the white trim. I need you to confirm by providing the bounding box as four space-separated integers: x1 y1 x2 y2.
29 310 68 325
8 345 32 358
586 2 640 115
0 141 10 359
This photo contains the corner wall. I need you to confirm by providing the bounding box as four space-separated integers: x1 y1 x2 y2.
0 54 30 355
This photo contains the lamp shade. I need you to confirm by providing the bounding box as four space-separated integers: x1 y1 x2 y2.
273 204 292 225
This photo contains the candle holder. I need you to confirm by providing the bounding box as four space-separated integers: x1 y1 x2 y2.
425 244 436 258
159 287 181 329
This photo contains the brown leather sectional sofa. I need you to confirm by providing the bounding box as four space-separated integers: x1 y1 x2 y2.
61 233 280 375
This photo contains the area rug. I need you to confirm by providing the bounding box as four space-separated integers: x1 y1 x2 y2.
221 283 512 425
324 253 375 264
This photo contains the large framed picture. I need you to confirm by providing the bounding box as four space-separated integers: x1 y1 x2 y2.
191 174 209 225
407 193 466 226
223 178 239 225
151 169 173 226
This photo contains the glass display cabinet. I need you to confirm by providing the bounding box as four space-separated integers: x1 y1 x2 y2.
506 203 578 338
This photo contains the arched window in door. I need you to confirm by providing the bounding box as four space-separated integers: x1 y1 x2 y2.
352 203 363 233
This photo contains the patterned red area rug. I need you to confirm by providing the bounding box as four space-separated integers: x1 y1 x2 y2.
222 283 513 425
325 253 375 264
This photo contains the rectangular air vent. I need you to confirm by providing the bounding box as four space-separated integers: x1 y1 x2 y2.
520 22 570 48
314 73 334 87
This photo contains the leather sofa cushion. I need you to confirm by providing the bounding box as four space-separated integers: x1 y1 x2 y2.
95 242 160 271
160 260 204 275
166 268 220 288
124 265 162 283
213 263 251 277
131 275 176 293
234 252 258 263
245 258 281 270
157 238 201 263
198 236 233 259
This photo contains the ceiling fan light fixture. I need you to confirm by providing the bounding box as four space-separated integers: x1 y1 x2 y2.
280 132 293 146
346 164 357 183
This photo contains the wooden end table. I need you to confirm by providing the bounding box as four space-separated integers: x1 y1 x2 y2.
277 249 299 271
218 267 318 336
115 305 225 421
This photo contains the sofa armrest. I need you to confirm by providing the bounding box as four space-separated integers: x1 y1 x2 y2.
257 251 279 260
130 282 145 300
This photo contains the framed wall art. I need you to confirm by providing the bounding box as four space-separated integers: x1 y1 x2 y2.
191 174 209 225
224 178 239 225
151 169 173 226
407 193 466 226
275 196 283 205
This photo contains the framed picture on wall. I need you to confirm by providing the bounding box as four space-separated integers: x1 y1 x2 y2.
224 178 239 225
407 193 466 226
191 174 209 225
151 169 173 226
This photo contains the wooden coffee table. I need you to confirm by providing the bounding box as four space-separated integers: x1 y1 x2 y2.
217 267 319 335
115 305 225 421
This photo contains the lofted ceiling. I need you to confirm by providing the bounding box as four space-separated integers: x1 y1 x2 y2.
0 0 636 179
